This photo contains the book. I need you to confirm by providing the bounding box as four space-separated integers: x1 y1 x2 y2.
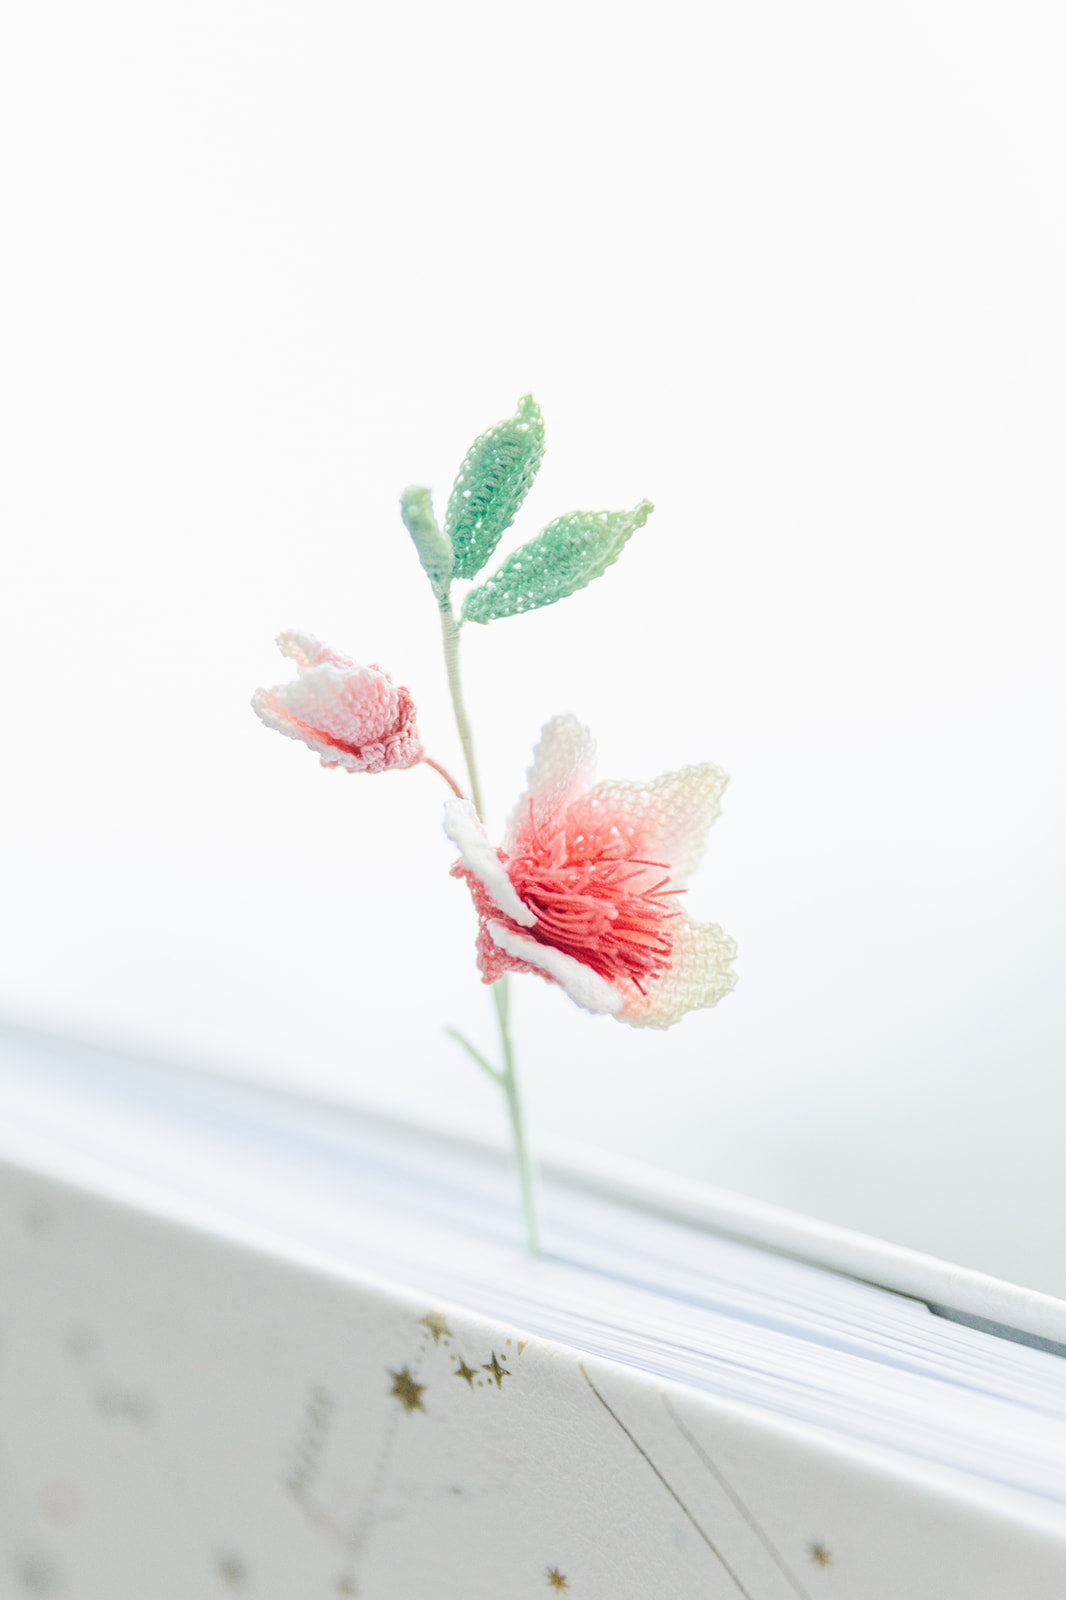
2 1020 1065 1598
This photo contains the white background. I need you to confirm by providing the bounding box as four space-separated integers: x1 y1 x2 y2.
2 1 1064 1292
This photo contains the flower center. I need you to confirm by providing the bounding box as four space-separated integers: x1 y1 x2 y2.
508 840 681 994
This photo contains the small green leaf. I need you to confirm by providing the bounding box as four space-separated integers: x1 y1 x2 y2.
462 499 653 624
444 395 545 579
401 485 453 597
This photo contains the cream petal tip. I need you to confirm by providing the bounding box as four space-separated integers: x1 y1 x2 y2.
506 713 598 847
618 914 737 1029
575 760 730 889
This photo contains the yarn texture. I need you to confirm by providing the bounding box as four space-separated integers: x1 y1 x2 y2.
444 394 545 579
252 394 737 1255
463 501 654 624
448 716 737 1028
252 630 423 774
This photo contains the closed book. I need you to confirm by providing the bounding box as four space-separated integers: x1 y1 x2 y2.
2 1023 1064 1599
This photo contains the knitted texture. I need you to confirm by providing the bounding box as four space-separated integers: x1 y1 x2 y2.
252 630 423 774
448 716 736 1027
444 395 545 580
506 709 597 841
567 764 729 892
463 501 653 624
443 798 535 929
400 485 453 598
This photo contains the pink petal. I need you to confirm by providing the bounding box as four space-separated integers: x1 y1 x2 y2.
250 686 371 772
485 920 623 1015
274 661 402 750
505 715 597 853
276 629 354 671
617 912 737 1029
567 762 729 889
252 636 423 772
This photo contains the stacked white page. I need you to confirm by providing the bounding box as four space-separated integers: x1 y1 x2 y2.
2 1023 1065 1598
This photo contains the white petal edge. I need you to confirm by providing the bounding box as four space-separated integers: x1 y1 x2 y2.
486 920 622 1016
505 714 597 850
250 686 294 738
443 799 536 927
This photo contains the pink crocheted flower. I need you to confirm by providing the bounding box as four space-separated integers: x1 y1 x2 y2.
252 630 424 773
445 716 736 1028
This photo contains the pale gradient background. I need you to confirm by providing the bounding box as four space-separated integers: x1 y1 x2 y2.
2 2 1065 1292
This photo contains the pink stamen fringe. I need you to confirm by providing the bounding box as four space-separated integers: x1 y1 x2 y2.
507 846 678 990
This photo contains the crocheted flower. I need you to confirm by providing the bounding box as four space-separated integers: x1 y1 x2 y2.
252 630 423 773
445 716 736 1028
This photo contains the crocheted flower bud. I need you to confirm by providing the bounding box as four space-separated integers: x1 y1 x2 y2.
445 716 736 1028
253 630 423 774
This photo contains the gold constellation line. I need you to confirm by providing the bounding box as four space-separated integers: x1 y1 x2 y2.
578 1364 756 1600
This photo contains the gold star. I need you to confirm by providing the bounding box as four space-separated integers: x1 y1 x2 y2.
419 1309 453 1344
546 1568 569 1591
809 1543 832 1568
454 1356 479 1388
388 1367 426 1412
482 1351 511 1388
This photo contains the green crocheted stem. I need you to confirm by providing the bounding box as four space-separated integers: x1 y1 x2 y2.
444 395 545 580
400 485 453 598
462 499 654 625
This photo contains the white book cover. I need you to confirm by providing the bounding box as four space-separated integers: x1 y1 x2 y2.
2 1024 1065 1599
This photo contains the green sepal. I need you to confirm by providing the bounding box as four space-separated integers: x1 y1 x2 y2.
444 395 545 579
462 499 654 625
400 485 453 598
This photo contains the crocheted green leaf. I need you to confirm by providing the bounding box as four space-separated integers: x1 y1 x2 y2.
444 395 545 579
462 500 653 625
400 485 453 597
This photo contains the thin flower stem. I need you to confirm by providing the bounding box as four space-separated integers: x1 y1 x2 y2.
438 599 485 819
437 587 541 1254
493 976 542 1256
445 1026 502 1083
422 755 465 798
